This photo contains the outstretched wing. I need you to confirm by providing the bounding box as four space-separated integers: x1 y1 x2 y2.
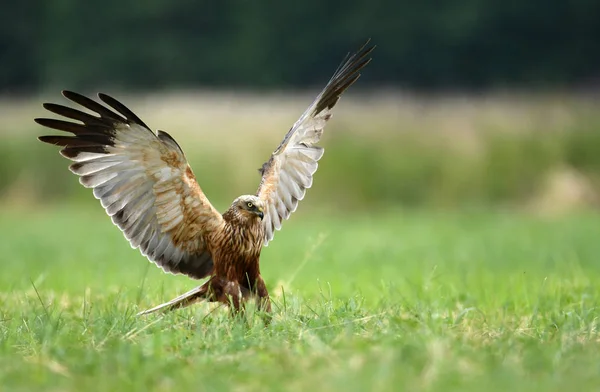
256 40 374 245
36 91 223 279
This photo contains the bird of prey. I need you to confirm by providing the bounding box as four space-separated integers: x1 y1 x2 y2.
36 40 374 316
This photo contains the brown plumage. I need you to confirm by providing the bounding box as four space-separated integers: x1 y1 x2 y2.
35 40 375 316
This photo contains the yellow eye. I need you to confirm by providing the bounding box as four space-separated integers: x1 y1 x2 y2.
247 202 254 209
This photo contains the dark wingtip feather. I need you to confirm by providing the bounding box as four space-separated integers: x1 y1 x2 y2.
35 117 107 135
61 90 83 101
35 117 83 133
61 90 128 123
42 102 105 126
38 135 64 145
60 145 108 159
314 39 375 114
38 134 111 147
98 92 151 130
61 90 84 103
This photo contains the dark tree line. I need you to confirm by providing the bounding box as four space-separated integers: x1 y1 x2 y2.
1 0 599 93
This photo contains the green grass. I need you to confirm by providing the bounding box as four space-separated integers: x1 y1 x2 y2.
1 205 600 391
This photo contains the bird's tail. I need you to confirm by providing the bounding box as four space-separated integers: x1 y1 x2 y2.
137 283 209 316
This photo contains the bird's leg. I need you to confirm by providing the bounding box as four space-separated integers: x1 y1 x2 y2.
249 275 272 326
253 275 272 313
241 273 272 313
236 274 271 325
209 277 251 316
222 281 243 311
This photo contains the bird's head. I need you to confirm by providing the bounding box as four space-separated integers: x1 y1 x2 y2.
232 195 265 221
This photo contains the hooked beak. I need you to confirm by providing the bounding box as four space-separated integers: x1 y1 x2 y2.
257 208 264 220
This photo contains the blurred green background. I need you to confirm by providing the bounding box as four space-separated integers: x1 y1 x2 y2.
0 0 598 212
2 0 600 92
1 0 600 212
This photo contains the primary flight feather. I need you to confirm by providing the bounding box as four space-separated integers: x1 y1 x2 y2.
36 40 375 315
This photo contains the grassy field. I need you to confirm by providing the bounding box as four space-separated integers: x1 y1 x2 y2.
1 205 600 391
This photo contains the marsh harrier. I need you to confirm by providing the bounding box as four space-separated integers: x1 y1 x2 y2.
36 40 374 316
